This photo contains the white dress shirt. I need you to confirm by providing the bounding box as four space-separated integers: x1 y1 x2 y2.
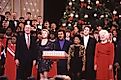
84 35 89 49
14 21 17 27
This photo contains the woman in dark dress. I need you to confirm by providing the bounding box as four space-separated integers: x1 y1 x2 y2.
67 35 86 80
37 29 53 80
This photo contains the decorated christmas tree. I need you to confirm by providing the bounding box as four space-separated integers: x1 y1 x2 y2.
60 0 121 31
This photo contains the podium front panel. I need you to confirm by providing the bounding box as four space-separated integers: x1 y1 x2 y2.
43 51 68 59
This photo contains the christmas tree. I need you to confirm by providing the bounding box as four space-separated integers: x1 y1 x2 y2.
60 0 121 31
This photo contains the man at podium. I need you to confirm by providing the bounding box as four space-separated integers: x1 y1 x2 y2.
54 29 71 75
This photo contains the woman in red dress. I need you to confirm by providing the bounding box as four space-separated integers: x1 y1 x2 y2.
94 30 114 80
5 36 16 80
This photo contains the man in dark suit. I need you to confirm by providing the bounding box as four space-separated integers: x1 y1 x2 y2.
0 29 6 76
54 29 71 75
81 25 96 80
24 12 32 26
115 39 121 80
4 11 11 21
15 25 38 80
9 20 19 32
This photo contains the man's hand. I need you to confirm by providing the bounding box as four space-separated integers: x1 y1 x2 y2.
15 59 20 66
65 53 69 58
114 62 120 69
109 65 113 70
94 64 97 71
67 65 70 71
82 66 85 71
33 60 36 66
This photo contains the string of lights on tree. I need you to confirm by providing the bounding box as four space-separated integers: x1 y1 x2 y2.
60 0 121 30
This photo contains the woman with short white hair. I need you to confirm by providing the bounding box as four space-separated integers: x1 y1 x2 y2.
94 29 114 80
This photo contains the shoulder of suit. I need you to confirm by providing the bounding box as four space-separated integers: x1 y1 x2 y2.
17 33 24 38
89 36 94 39
65 40 71 44
70 44 75 47
65 39 70 42
0 15 5 17
90 36 97 41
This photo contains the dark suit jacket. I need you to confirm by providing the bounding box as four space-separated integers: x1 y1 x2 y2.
15 33 38 66
81 36 96 79
9 20 19 32
116 39 121 66
15 33 38 79
24 20 32 26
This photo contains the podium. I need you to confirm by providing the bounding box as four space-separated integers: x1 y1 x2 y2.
42 51 68 77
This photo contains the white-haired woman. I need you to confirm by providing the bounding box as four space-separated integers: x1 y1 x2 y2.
94 30 114 80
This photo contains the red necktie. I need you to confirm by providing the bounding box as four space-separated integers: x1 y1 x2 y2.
27 35 30 49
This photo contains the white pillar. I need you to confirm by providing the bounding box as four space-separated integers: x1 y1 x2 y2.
13 0 22 18
12 0 44 18
11 0 14 13
39 0 44 18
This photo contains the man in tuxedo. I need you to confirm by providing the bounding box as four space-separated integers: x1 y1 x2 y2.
4 11 11 21
15 25 38 80
54 29 71 75
81 25 97 80
9 12 19 32
9 20 19 32
24 12 32 26
36 16 43 30
19 17 25 23
115 39 121 80
12 12 18 20
0 29 6 76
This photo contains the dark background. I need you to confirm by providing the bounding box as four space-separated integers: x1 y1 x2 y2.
44 0 67 24
44 0 121 24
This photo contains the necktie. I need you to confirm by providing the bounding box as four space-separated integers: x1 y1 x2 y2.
0 16 1 21
27 35 30 49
